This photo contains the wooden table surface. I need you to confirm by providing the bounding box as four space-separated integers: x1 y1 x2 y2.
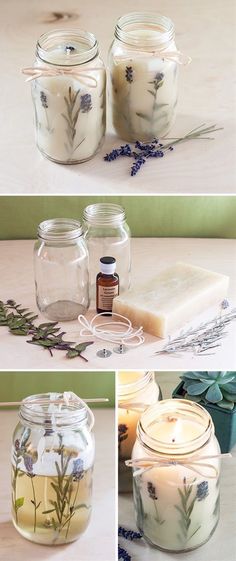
118 371 236 561
0 0 235 195
0 238 235 370
0 408 115 561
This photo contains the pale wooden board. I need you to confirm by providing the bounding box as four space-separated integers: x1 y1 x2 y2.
0 238 235 370
0 0 235 194
0 408 116 561
118 371 236 561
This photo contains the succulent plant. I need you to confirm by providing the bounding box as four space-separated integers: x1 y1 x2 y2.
180 371 236 410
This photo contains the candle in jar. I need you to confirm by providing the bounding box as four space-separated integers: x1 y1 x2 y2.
30 30 106 164
131 400 221 552
109 13 179 142
118 370 160 492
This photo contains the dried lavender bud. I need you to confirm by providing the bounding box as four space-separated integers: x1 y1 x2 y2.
80 93 92 113
147 481 158 500
118 526 142 541
125 66 133 83
40 91 48 109
72 458 84 481
196 481 209 501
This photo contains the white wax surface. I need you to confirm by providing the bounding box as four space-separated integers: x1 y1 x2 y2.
148 417 204 445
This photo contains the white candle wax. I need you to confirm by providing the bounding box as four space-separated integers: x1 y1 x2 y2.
132 400 220 552
110 26 178 142
32 31 106 164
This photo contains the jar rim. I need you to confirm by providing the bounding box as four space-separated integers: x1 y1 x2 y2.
37 218 83 241
137 399 213 456
36 28 99 66
83 203 126 226
19 392 94 430
115 12 175 48
118 371 154 398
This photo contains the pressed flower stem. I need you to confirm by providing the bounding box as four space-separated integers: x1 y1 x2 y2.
30 477 37 533
65 480 80 540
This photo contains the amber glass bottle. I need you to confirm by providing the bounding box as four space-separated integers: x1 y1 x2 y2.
96 256 119 314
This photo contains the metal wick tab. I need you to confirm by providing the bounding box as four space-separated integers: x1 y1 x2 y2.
96 348 112 358
113 343 129 354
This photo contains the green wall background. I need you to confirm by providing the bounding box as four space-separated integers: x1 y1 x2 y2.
0 196 235 239
0 371 115 407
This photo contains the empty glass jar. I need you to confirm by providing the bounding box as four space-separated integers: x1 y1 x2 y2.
29 29 106 163
131 400 221 552
118 371 161 492
108 12 179 142
11 392 95 545
83 203 131 303
34 218 89 321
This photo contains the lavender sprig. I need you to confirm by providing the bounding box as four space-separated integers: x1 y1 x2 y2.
118 526 142 541
104 124 223 176
118 545 131 561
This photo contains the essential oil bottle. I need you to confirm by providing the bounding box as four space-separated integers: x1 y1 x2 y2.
96 256 119 314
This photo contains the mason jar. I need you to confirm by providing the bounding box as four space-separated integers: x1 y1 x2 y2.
11 392 95 545
83 203 131 303
28 29 106 163
130 399 221 552
108 12 180 142
118 371 161 492
34 218 89 321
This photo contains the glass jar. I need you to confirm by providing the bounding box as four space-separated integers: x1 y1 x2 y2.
118 371 161 492
131 399 221 552
34 218 89 321
30 29 106 163
11 392 95 545
108 12 179 142
83 203 131 303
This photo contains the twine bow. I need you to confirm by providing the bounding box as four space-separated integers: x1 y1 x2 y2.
114 50 191 66
21 65 104 88
126 453 231 479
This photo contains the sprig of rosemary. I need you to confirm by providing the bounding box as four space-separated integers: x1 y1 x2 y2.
0 299 93 360
104 124 223 176
156 307 236 357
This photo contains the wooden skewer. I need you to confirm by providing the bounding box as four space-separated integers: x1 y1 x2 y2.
0 398 109 407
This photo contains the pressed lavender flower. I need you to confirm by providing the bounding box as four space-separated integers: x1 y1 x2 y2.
118 526 142 541
196 481 209 501
118 544 131 561
24 455 34 474
80 93 92 113
40 91 48 109
14 439 20 451
221 299 230 310
125 66 133 83
147 481 158 500
72 458 84 481
118 424 128 435
152 72 164 91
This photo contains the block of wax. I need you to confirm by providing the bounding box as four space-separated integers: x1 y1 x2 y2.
112 262 229 338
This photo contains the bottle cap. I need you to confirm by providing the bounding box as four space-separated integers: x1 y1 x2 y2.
100 256 116 275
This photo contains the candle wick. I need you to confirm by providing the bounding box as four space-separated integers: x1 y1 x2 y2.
65 45 75 54
172 438 175 443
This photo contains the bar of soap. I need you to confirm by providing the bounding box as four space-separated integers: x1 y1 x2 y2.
113 262 229 338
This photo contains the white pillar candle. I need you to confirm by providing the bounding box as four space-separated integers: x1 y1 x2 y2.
118 371 160 492
109 13 179 142
29 30 106 164
131 400 221 552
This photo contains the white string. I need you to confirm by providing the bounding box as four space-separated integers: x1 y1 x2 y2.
78 312 145 347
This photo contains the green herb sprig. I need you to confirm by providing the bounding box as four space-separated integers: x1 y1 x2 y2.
0 299 93 361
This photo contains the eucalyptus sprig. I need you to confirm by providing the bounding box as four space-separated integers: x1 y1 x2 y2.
104 123 223 176
0 299 93 361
